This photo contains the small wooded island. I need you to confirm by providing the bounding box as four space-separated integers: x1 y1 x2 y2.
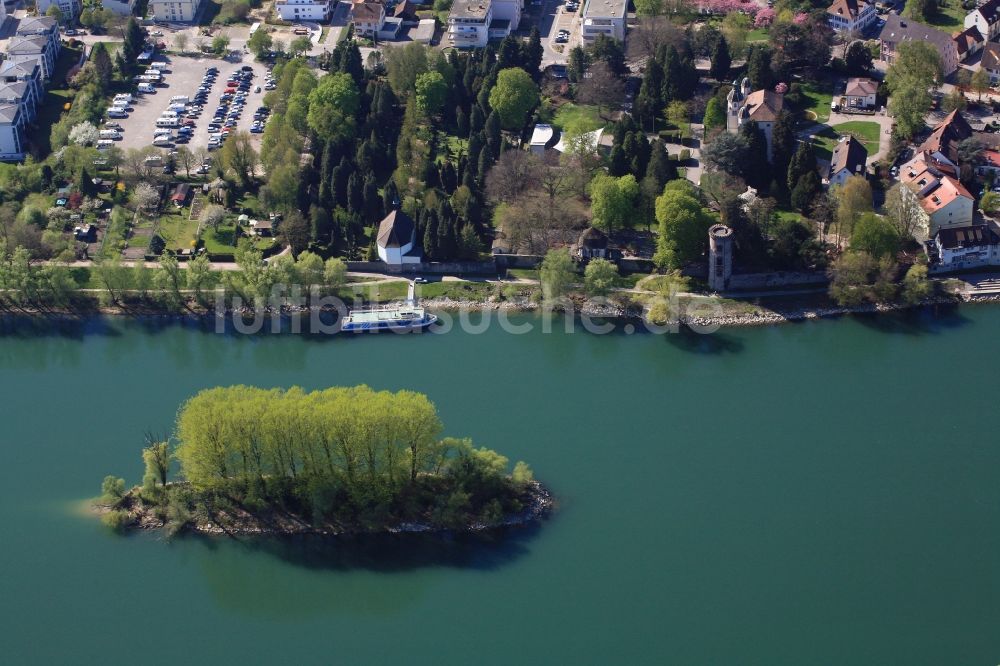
95 385 551 537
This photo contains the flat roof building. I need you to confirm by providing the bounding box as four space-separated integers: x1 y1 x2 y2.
581 0 627 43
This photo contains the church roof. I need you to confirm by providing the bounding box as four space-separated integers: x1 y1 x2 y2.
376 209 416 249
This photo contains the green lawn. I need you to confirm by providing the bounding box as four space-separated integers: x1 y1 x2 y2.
747 28 769 42
553 103 604 133
810 121 881 161
156 207 201 253
202 222 237 256
915 1 965 31
798 82 834 123
33 46 85 155
775 209 804 225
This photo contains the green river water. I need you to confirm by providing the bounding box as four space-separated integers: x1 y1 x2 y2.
0 307 998 665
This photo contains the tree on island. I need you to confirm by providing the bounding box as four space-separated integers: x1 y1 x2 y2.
98 387 543 534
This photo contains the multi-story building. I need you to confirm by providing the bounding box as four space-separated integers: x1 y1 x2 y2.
581 0 627 43
879 14 959 76
448 0 492 47
276 0 333 22
351 0 386 38
35 0 81 20
102 0 137 15
726 77 784 161
6 35 57 80
899 155 974 241
0 102 28 161
148 0 203 23
490 0 523 38
965 0 1000 41
0 26 49 162
446 0 522 46
0 59 44 102
928 223 1000 271
825 0 876 34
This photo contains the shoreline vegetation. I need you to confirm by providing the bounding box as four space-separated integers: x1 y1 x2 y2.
2 283 985 330
93 386 553 539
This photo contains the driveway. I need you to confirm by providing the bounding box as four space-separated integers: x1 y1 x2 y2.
522 0 579 66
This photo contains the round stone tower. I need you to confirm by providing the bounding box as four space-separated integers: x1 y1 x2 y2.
708 224 734 292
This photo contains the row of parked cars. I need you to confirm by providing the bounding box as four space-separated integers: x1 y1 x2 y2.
208 66 271 149
153 65 220 150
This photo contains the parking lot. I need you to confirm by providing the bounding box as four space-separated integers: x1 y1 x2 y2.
524 0 582 66
111 54 271 154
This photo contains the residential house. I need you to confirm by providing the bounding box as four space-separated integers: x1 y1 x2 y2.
276 0 333 22
826 0 876 34
981 41 1000 83
899 155 975 241
6 35 58 80
828 136 868 187
726 77 784 161
927 222 1000 271
965 0 1000 42
35 0 81 20
351 0 386 37
377 210 422 265
581 0 627 43
879 14 959 76
916 109 973 168
394 0 420 24
148 0 203 23
844 77 877 110
954 26 985 61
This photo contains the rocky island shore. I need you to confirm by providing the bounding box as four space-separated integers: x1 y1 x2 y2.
94 479 554 538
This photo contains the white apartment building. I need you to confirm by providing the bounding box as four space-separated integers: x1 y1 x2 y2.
581 0 627 43
149 0 203 23
35 0 81 20
0 103 27 160
276 0 333 22
6 36 57 80
448 0 491 47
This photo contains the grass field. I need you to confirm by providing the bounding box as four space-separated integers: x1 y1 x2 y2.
918 1 965 31
798 82 834 123
811 121 881 160
203 222 237 256
747 28 769 42
553 103 604 133
156 207 201 253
